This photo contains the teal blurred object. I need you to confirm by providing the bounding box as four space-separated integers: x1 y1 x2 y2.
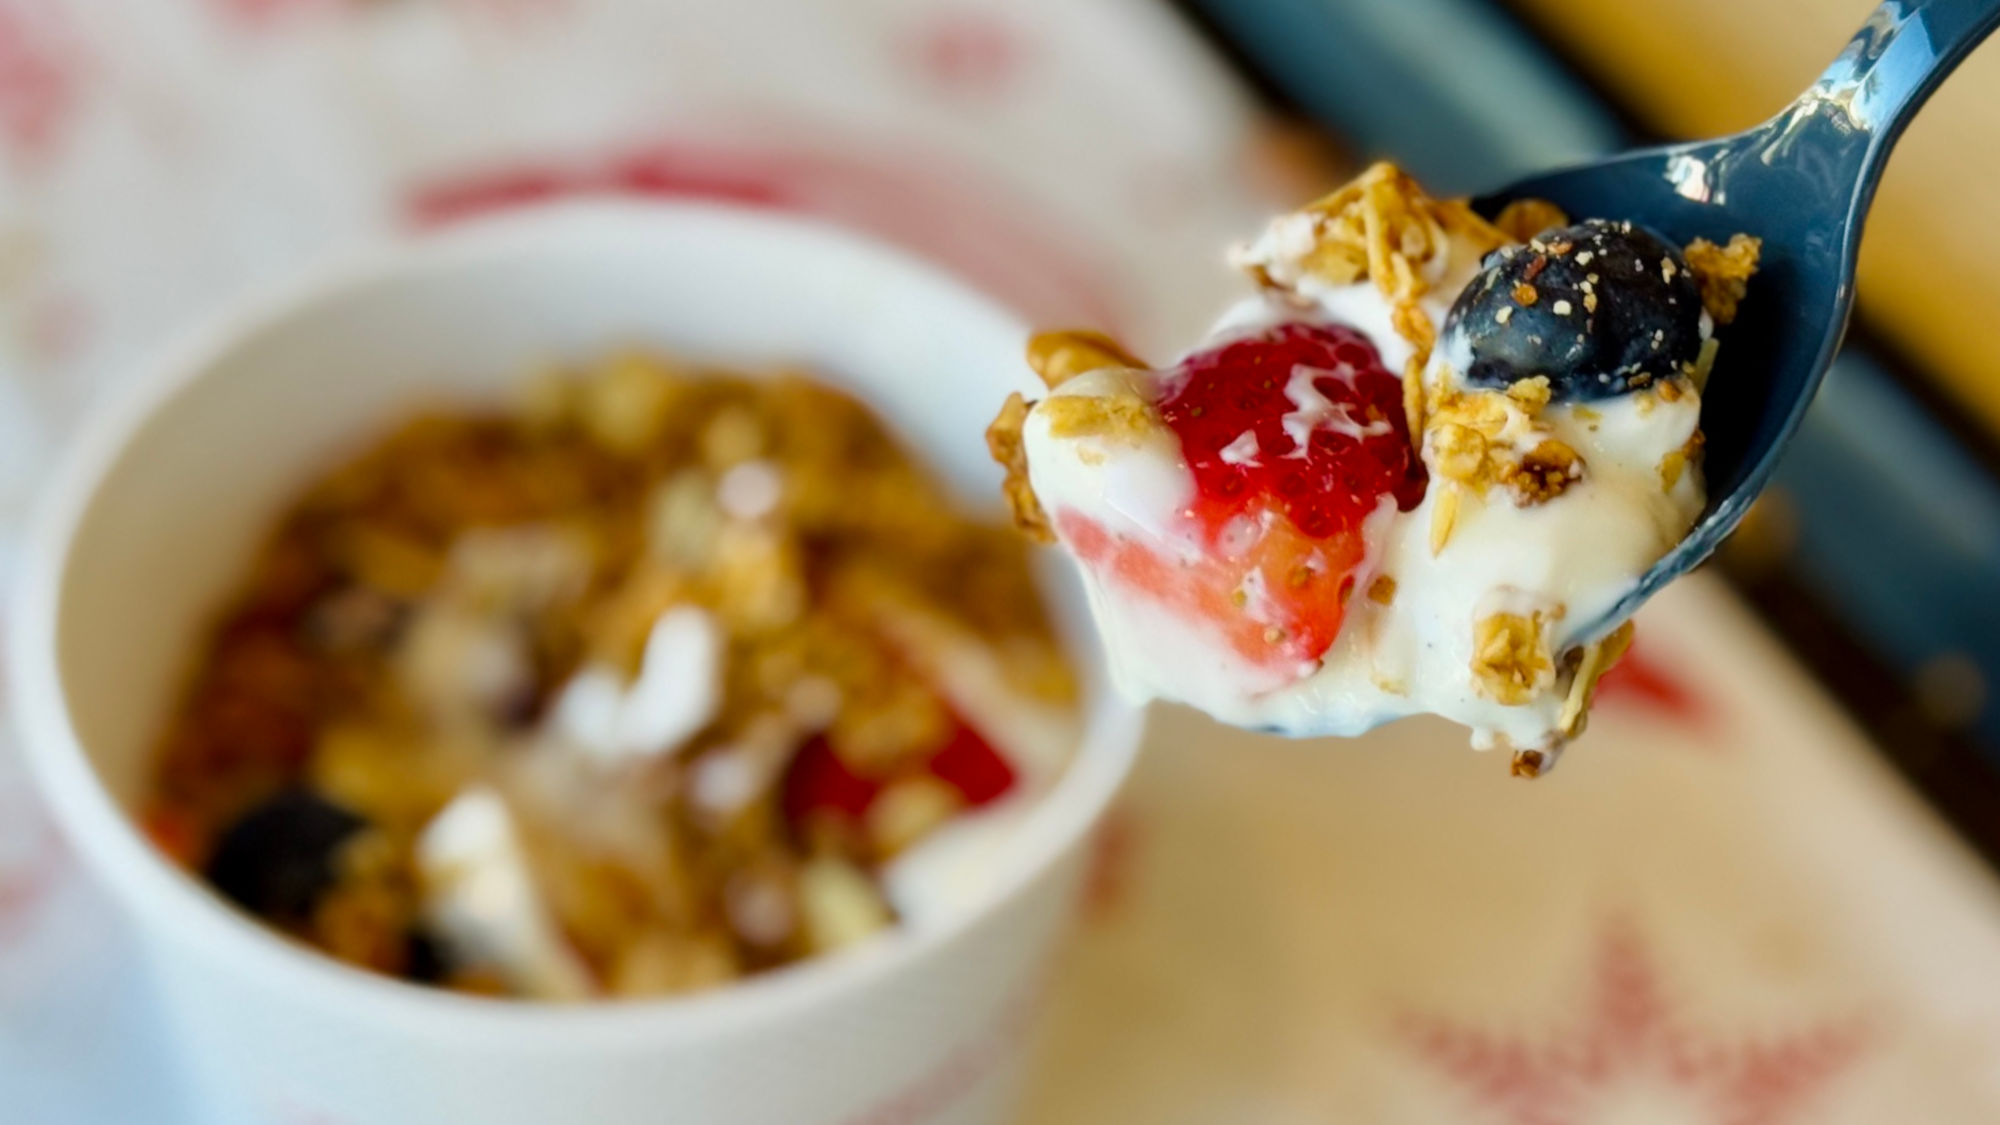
1182 0 2000 756
1183 0 1620 189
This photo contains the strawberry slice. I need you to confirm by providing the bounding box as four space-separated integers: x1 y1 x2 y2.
782 736 881 825
924 722 1016 807
781 718 1018 830
1056 322 1423 672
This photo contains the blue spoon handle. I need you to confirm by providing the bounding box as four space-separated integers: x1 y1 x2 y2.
1814 0 2000 149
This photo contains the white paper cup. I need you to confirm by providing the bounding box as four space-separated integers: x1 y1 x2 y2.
8 202 1143 1125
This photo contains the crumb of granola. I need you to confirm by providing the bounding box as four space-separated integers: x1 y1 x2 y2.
1432 198 1513 258
1509 748 1547 778
1471 611 1554 706
1557 619 1636 739
1425 387 1566 503
1493 198 1569 242
1511 282 1539 306
1390 301 1437 356
1501 439 1584 505
1298 163 1447 296
1683 234 1762 324
1656 444 1688 488
1026 330 1144 389
340 525 442 599
1366 575 1397 605
513 366 577 431
608 932 739 998
1429 484 1460 555
700 402 768 469
798 856 891 953
310 829 417 973
827 674 946 775
1428 419 1491 487
1038 391 1157 442
986 392 1052 542
1505 376 1552 408
1248 163 1510 380
1658 430 1705 491
1402 357 1426 441
1689 336 1720 391
866 775 964 858
583 352 689 455
709 523 808 636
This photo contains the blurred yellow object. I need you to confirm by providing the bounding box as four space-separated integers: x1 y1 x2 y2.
1512 0 2000 436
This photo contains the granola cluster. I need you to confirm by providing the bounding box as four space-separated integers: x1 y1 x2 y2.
1470 609 1557 707
1234 162 1516 437
1683 233 1763 325
1426 387 1581 497
148 353 1075 998
1416 373 1589 556
1467 608 1639 778
987 329 1147 540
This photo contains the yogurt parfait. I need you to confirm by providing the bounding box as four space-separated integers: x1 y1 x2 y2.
989 163 1759 774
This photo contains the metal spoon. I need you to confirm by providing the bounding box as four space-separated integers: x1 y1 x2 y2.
1475 0 2000 639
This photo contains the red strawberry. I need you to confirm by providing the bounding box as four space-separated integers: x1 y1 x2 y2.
781 719 1017 830
1057 322 1424 671
781 736 882 825
924 722 1016 807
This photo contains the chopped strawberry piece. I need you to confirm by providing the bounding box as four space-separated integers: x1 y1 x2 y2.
781 736 882 824
1160 321 1424 535
1057 506 1364 668
781 718 1017 833
1056 322 1424 672
925 722 1017 806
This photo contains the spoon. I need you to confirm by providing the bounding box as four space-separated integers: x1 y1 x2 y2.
1474 0 2000 640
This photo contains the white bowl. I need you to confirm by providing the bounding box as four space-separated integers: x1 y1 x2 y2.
7 202 1143 1125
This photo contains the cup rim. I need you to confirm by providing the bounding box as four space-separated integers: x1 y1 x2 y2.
7 199 1145 1049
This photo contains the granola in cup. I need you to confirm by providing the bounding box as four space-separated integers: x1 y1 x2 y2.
144 352 1083 1000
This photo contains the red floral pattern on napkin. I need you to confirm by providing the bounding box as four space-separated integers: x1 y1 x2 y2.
407 138 1126 331
0 3 82 169
1399 919 1870 1125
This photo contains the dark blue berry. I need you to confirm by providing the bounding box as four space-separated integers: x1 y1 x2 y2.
1442 219 1705 401
205 788 365 923
405 928 453 984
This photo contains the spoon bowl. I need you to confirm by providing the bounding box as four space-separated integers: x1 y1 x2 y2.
1475 0 2000 639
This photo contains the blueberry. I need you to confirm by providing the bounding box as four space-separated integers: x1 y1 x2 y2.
205 788 365 923
404 928 453 984
1442 218 1705 401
